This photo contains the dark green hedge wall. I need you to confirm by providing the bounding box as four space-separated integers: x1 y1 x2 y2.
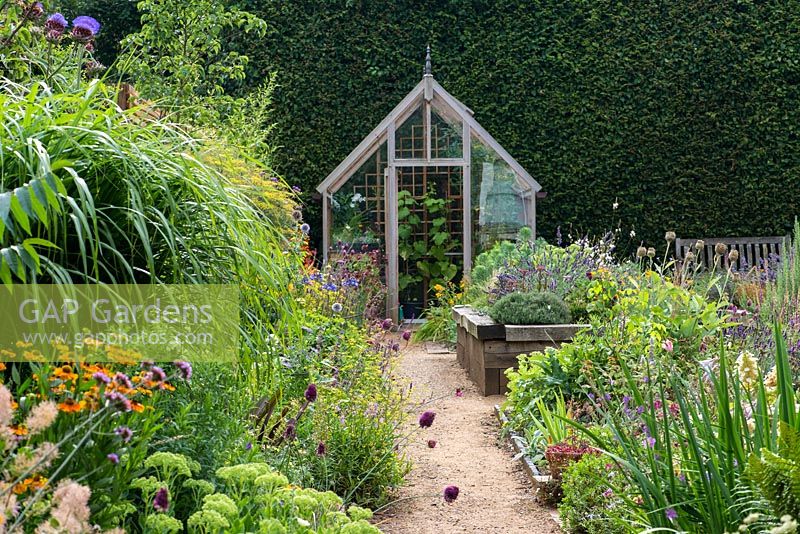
241 0 800 251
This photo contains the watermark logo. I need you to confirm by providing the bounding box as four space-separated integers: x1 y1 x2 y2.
0 285 239 362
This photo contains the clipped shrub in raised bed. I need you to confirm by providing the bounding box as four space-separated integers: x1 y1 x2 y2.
489 292 572 325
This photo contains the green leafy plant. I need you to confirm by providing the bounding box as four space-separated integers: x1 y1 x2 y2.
559 453 637 534
748 421 800 519
489 291 571 325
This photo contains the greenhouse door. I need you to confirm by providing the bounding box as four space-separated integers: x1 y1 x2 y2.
387 165 465 321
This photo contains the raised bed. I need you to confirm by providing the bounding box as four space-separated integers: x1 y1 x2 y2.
452 305 588 395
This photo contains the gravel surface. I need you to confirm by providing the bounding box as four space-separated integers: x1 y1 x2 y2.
375 342 561 534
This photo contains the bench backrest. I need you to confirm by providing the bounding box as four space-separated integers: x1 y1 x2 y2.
675 236 790 270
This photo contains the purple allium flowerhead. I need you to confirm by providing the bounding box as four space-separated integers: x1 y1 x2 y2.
45 12 67 32
443 485 459 503
418 411 435 428
401 330 412 341
304 383 317 403
284 418 297 441
92 371 111 384
107 453 119 464
391 343 400 352
174 361 192 381
316 441 326 456
381 318 392 330
427 439 437 448
665 507 677 521
153 487 169 513
71 15 100 41
114 426 133 443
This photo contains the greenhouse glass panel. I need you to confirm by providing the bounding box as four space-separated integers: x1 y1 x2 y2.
395 105 425 159
471 136 532 254
430 109 463 159
330 142 387 250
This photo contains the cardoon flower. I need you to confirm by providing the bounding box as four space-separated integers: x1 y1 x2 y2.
728 249 739 263
24 2 44 19
114 426 133 443
292 210 303 221
695 240 705 250
443 485 459 503
92 371 110 385
401 330 411 341
174 361 192 381
300 223 310 234
153 487 169 513
332 302 343 313
418 411 435 428
714 242 727 256
71 15 100 41
304 384 317 403
107 453 119 464
316 442 326 456
427 439 437 448
665 507 677 521
636 246 647 258
665 231 676 243
647 247 656 258
45 13 67 33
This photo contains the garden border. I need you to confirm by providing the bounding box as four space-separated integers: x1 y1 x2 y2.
494 405 562 528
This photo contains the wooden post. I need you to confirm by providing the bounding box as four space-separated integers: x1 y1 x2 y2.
385 166 399 322
322 193 330 263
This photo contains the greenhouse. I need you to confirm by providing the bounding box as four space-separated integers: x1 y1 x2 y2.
317 49 542 320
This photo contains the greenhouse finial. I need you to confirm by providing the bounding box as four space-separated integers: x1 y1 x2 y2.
424 44 432 76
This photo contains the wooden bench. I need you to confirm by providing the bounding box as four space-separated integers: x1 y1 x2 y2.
675 236 789 270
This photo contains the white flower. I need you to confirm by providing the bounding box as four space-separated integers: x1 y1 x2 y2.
630 230 636 238
613 201 619 210
296 518 311 527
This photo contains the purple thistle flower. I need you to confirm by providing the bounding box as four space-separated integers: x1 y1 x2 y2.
173 361 192 381
665 507 677 521
418 411 436 428
304 383 317 403
114 426 133 443
92 371 111 384
71 15 100 41
45 12 67 32
443 485 459 503
153 487 169 513
316 442 326 456
24 2 44 19
107 453 119 464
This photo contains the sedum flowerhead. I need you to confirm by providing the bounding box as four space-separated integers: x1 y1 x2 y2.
145 514 182 533
188 509 230 531
202 493 238 519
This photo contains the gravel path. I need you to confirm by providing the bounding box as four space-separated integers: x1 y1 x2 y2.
375 342 560 534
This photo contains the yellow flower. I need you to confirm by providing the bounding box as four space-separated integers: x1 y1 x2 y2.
57 399 86 413
52 365 78 382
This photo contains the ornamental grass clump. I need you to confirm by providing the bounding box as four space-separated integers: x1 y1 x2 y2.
489 291 571 325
